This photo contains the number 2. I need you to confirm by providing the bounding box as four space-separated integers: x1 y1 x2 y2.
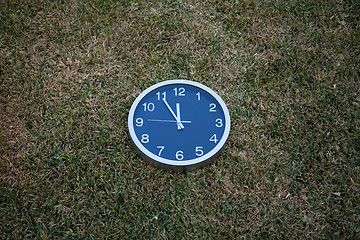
209 103 216 112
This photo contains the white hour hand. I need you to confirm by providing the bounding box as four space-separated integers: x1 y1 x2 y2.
176 103 183 129
162 97 184 129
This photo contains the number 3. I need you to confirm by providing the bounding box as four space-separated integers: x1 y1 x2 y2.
216 118 223 127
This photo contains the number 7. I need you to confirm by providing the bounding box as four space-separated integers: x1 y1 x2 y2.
157 146 165 156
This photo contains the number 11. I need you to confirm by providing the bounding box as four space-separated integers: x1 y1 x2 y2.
156 91 166 100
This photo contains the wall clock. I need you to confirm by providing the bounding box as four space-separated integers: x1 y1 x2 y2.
128 80 230 171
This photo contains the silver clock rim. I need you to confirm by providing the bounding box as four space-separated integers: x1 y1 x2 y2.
128 79 231 169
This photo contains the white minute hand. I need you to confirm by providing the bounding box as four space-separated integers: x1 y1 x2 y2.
162 97 184 129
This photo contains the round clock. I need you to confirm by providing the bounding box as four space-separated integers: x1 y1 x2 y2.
128 80 230 171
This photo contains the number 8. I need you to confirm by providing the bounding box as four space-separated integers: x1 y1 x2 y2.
141 134 149 143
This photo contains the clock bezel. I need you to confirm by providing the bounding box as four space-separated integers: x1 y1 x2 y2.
128 79 231 171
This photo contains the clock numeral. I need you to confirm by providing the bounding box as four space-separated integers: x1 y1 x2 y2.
141 134 149 143
156 91 166 100
209 134 218 143
216 118 223 127
157 146 164 156
174 87 185 96
209 103 216 112
135 118 143 127
196 92 200 101
176 151 184 160
195 147 204 156
143 102 155 112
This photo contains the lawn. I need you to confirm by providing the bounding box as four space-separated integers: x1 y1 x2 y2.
1 0 359 239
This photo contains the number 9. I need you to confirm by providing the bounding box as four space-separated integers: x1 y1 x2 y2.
136 118 143 127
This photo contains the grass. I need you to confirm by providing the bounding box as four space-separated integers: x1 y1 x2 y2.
1 0 359 239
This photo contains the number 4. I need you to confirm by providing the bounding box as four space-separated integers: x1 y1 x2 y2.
209 134 218 143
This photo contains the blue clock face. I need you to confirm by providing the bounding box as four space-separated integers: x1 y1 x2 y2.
128 80 230 170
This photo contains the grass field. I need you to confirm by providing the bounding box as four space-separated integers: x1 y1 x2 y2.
1 0 359 239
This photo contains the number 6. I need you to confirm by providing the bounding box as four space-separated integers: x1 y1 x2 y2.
176 151 184 160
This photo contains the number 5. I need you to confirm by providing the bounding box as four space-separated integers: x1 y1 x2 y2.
196 147 203 156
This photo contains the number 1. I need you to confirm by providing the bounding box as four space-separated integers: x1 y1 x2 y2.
196 92 200 101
